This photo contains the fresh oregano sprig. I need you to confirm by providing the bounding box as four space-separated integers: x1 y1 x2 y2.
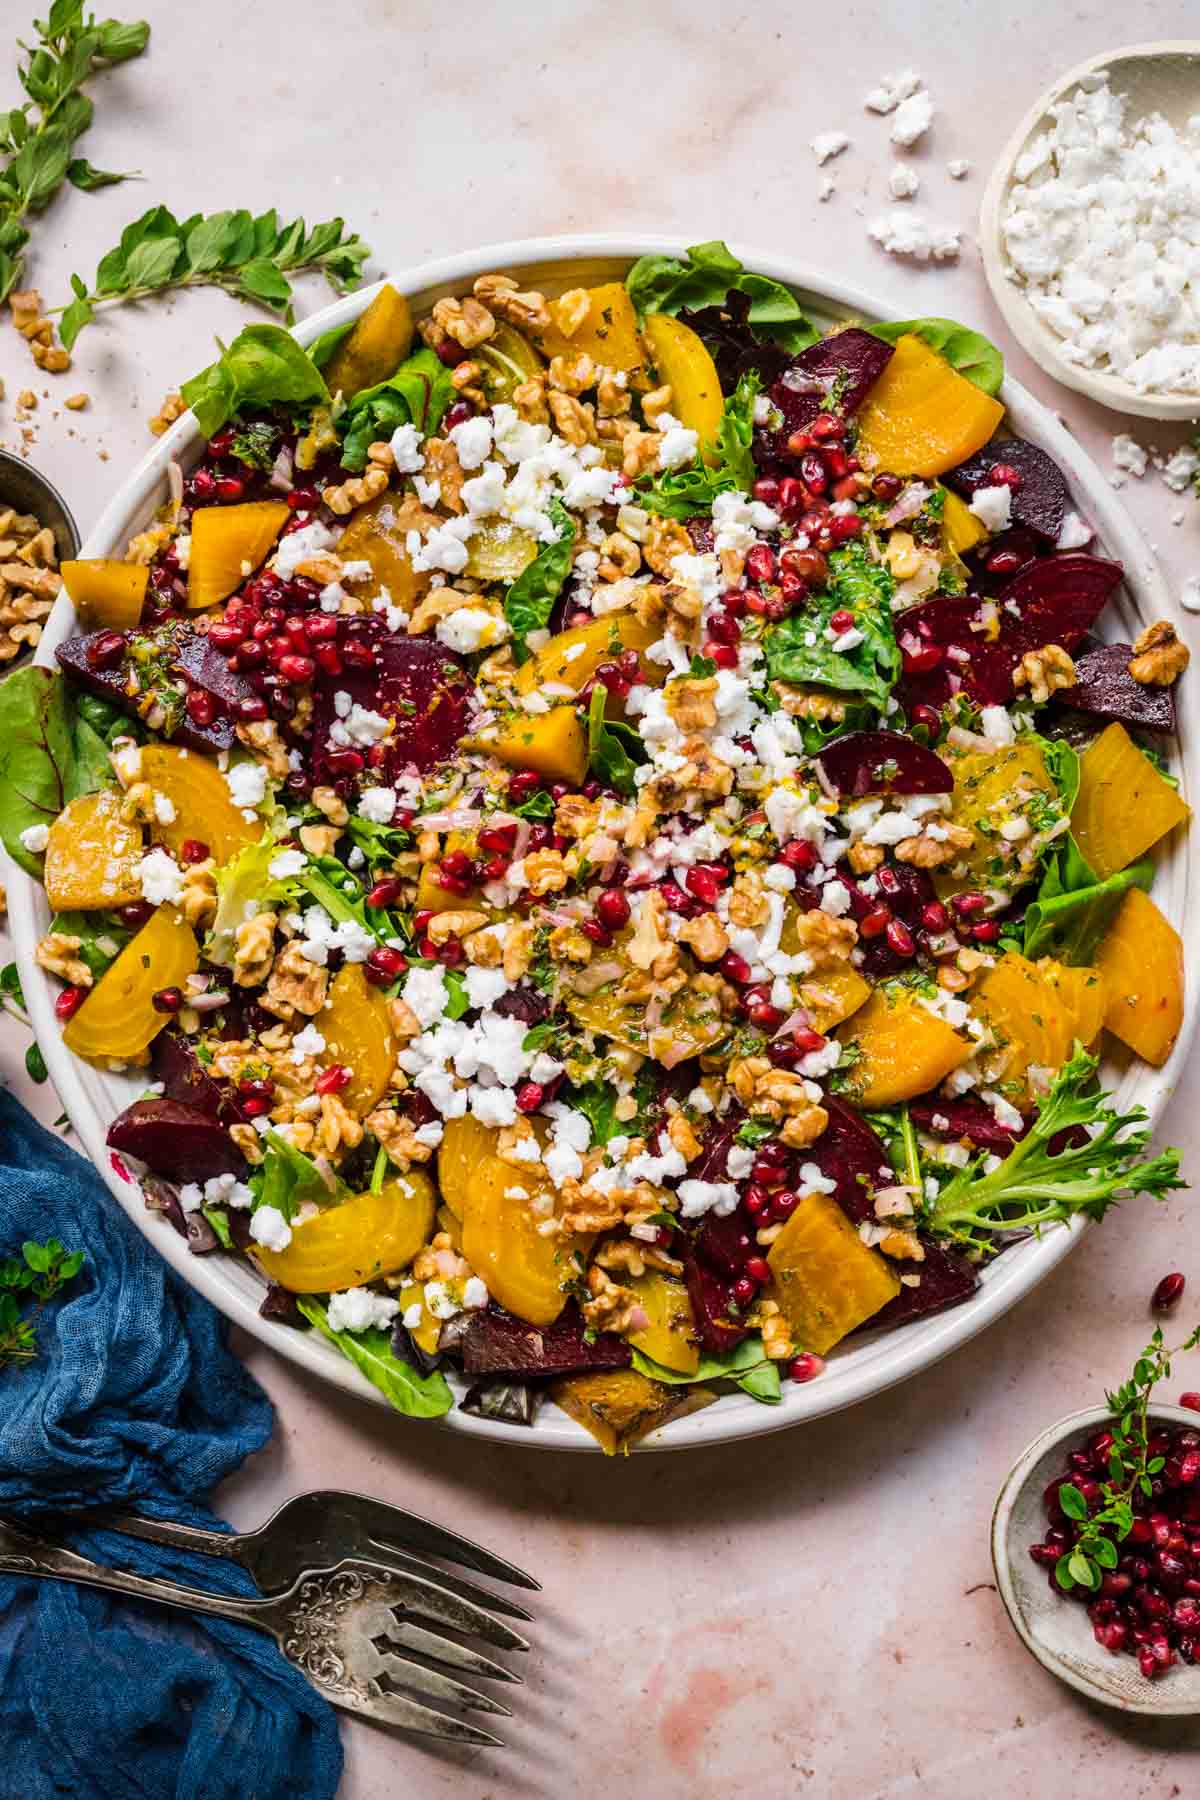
1055 1324 1200 1593
57 204 371 348
0 1238 85 1369
0 0 149 302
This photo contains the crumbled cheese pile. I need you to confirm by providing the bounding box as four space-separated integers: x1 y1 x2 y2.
1002 75 1200 393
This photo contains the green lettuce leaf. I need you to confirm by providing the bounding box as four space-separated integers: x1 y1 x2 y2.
631 1336 782 1404
763 541 900 711
253 1129 350 1222
868 317 1004 396
182 323 330 439
504 498 575 660
626 241 817 352
1024 840 1152 965
587 685 644 796
46 910 130 981
636 370 760 520
297 1297 452 1417
0 667 117 875
205 832 301 965
337 347 454 471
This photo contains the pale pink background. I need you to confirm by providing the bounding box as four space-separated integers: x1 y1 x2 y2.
4 2 1200 1793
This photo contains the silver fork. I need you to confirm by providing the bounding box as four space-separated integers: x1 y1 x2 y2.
0 1514 531 1749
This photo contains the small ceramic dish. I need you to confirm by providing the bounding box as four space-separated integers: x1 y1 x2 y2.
980 42 1200 421
992 1402 1200 1714
0 449 80 563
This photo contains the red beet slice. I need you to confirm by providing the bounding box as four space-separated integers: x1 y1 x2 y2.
755 329 894 469
811 1097 895 1226
460 1305 631 1377
311 621 474 782
815 730 952 797
897 553 1123 709
57 625 244 753
106 1098 245 1183
910 1097 1025 1151
870 1241 979 1329
1058 642 1176 733
683 1254 751 1352
152 1029 247 1128
946 437 1068 543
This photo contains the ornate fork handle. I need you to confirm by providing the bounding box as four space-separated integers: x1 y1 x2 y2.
0 1519 271 1633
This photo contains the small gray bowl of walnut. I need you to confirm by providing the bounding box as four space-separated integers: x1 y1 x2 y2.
0 449 79 672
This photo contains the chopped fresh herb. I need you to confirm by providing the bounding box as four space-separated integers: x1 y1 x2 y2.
0 1238 86 1371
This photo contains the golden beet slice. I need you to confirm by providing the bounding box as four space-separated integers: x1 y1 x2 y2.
187 501 289 610
44 788 143 912
1072 722 1190 881
63 907 198 1063
855 334 1005 478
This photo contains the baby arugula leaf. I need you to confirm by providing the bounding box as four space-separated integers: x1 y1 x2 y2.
503 498 575 660
58 207 370 350
0 1 150 303
928 1044 1185 1256
868 317 1005 396
297 1297 452 1418
626 241 817 353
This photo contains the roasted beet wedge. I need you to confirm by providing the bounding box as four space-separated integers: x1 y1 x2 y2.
683 1254 751 1352
947 437 1069 543
57 624 251 753
897 553 1124 709
870 1241 979 1329
106 1098 245 1183
152 1030 247 1128
460 1305 631 1378
311 621 473 782
815 730 952 797
910 1097 1025 1152
810 1097 894 1226
1057 642 1176 734
755 329 894 469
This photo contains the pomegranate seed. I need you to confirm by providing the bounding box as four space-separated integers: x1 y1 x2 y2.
985 546 1025 576
1154 1272 1187 1314
721 588 748 617
744 1256 771 1284
988 462 1023 491
860 905 891 939
778 476 806 514
809 413 843 441
596 889 631 930
239 1095 272 1118
777 571 807 606
921 901 950 932
314 645 343 676
507 770 543 803
799 451 827 494
747 1000 782 1030
685 863 726 906
831 475 864 503
902 645 944 675
829 608 855 633
325 748 365 776
872 472 903 500
793 1028 827 1056
911 702 941 733
720 950 752 985
823 446 850 480
732 1277 756 1306
177 838 210 866
478 823 518 854
237 1079 274 1106
185 689 216 727
527 824 554 852
54 985 86 1021
443 398 473 428
1183 1396 1200 1413
286 486 321 511
439 938 465 971
752 477 781 506
119 902 154 929
367 877 403 909
84 629 125 670
706 611 741 645
441 848 475 881
315 1065 352 1095
214 475 246 503
789 1353 825 1382
515 1080 544 1114
744 1187 768 1218
151 986 183 1014
952 891 988 918
480 855 508 881
971 920 1001 944
303 614 339 643
745 544 778 585
708 642 739 668
188 468 217 501
364 946 406 987
885 918 915 958
208 621 244 652
780 839 817 872
781 546 829 586
277 653 315 684
579 919 612 947
829 512 863 542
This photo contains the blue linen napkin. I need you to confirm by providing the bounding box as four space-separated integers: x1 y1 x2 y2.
0 1090 343 1800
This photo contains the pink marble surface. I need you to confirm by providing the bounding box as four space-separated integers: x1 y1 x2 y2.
5 0 1200 1791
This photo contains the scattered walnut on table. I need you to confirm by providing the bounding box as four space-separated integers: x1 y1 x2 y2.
1129 620 1190 686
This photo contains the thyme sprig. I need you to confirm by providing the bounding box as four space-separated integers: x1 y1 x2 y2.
1055 1324 1200 1592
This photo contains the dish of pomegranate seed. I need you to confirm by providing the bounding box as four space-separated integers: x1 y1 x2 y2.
3 240 1193 1451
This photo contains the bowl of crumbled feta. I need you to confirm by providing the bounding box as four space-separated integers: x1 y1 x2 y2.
4 235 1196 1453
982 44 1200 419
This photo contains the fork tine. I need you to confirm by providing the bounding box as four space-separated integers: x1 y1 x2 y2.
335 1682 506 1749
327 1492 540 1590
363 1545 535 1622
382 1616 523 1684
367 1561 530 1653
371 1647 512 1717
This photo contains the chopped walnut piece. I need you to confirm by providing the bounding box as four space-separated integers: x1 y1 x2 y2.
665 675 717 732
641 385 673 425
547 391 595 446
758 1298 795 1361
847 840 885 876
787 908 858 969
666 1112 703 1163
523 848 569 896
10 288 70 372
597 531 641 581
311 786 350 828
233 913 277 987
35 932 93 988
1129 620 1190 686
64 392 89 411
502 921 536 983
365 1107 436 1171
177 859 217 930
315 1092 363 1156
773 684 848 722
149 391 186 436
581 1265 642 1334
895 821 975 870
432 294 496 349
677 911 729 964
621 428 663 479
473 274 551 334
1012 643 1076 705
321 465 389 517
236 718 290 779
594 1235 683 1278
511 374 549 424
728 870 769 929
421 437 466 514
262 941 329 1020
229 1124 264 1165
548 351 595 395
298 823 340 858
426 908 488 946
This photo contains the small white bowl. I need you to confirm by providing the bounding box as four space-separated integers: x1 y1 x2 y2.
992 1403 1200 1714
980 42 1200 421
